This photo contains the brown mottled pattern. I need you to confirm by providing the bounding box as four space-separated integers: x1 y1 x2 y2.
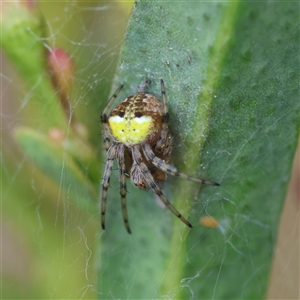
109 93 163 146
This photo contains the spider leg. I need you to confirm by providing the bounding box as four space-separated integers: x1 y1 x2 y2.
132 145 192 228
117 144 132 234
155 79 169 151
101 144 118 230
100 84 124 151
143 144 220 186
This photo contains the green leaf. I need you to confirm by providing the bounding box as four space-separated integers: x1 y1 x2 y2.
99 1 299 299
1 3 66 129
14 127 97 211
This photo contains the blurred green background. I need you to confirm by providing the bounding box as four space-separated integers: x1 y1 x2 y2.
2 1 133 298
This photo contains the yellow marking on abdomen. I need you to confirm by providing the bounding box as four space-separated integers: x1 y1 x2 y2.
109 115 153 145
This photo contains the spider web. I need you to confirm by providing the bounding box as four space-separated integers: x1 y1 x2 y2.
1 1 299 299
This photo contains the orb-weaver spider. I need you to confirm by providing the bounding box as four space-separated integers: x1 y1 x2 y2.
100 79 219 233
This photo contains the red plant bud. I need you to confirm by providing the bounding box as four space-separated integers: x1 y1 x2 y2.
48 48 74 96
48 48 75 122
49 128 65 142
23 0 38 10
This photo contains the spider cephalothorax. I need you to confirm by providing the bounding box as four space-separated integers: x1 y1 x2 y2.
100 79 219 233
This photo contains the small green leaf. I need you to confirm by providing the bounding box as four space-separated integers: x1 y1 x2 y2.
1 3 66 129
14 127 97 211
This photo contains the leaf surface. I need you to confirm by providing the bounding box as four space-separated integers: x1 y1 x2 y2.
99 2 299 299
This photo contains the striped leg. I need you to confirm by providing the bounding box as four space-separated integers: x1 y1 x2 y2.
132 146 192 228
101 144 117 230
155 79 170 151
143 144 220 186
100 84 124 150
117 145 131 234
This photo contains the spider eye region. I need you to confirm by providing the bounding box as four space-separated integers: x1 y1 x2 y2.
108 114 153 145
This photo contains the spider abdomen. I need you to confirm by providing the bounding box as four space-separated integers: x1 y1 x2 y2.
108 93 163 146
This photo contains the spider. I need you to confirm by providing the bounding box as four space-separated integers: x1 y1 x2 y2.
100 79 220 233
